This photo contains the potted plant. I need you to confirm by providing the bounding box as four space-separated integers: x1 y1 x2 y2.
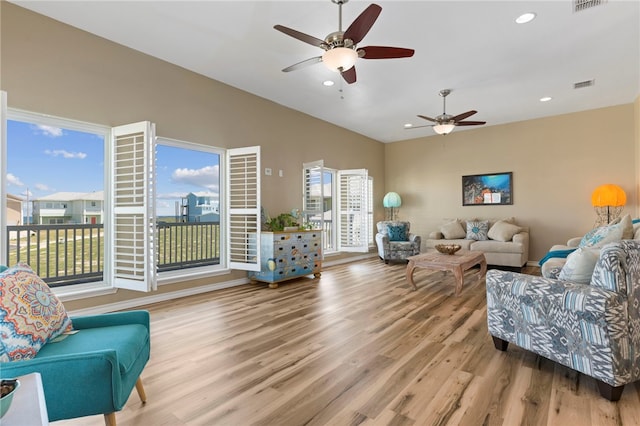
264 213 299 232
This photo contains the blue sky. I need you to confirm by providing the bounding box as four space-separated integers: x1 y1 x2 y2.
6 119 220 217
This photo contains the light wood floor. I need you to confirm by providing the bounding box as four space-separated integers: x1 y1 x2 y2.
55 258 640 426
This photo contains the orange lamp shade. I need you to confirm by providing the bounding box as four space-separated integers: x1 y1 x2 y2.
591 184 627 207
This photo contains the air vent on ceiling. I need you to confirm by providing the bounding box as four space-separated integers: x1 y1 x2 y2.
574 0 607 13
574 79 595 89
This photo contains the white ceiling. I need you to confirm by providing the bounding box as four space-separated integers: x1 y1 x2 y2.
10 0 640 143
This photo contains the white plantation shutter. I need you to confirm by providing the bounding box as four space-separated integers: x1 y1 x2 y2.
337 169 369 252
227 146 260 271
303 160 324 232
0 92 6 265
110 121 157 291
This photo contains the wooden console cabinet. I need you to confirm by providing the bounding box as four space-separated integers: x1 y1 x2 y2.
248 230 322 288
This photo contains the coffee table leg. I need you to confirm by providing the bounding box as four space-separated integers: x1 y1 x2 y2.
406 260 418 291
478 259 487 280
453 266 464 296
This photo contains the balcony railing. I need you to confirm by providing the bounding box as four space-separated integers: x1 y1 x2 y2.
5 222 221 287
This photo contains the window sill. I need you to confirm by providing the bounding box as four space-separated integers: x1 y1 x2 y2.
54 281 116 303
158 265 231 286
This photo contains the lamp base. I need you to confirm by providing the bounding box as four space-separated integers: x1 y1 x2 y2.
593 206 623 228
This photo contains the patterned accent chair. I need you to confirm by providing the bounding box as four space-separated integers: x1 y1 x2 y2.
375 221 421 263
486 240 640 401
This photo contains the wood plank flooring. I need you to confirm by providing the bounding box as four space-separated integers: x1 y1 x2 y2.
54 259 640 425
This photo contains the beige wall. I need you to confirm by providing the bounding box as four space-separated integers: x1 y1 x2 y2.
2 3 639 312
1 3 385 310
385 104 637 261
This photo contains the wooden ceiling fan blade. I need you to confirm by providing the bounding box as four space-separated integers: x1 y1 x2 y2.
341 67 357 84
282 56 323 72
343 4 382 44
451 110 477 122
455 121 486 126
417 114 437 123
406 124 433 130
274 25 326 48
360 46 415 59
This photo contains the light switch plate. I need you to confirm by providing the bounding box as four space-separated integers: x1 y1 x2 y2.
265 168 272 176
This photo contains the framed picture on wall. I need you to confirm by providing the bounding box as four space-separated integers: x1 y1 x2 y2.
462 172 513 206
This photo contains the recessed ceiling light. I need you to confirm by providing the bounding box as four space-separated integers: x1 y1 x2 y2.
540 96 552 102
516 12 536 24
323 80 334 87
404 123 413 128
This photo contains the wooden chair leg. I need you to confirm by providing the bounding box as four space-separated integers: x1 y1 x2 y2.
135 377 147 403
596 380 624 401
104 412 116 426
491 335 509 351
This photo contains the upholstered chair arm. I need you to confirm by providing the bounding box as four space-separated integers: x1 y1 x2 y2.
567 237 582 247
1 351 122 420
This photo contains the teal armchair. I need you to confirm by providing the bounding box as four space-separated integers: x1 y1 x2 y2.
0 310 150 425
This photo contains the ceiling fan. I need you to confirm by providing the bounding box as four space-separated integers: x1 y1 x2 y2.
411 89 486 135
274 0 414 84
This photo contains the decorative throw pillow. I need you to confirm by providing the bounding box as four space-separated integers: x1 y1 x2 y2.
0 265 7 273
487 220 522 242
0 263 73 362
387 224 408 241
466 220 489 241
579 214 632 248
440 220 466 239
558 247 600 284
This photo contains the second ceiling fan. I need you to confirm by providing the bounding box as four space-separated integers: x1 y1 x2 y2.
412 89 486 135
274 0 414 84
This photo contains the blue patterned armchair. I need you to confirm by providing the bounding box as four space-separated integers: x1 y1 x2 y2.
486 240 640 400
375 221 421 263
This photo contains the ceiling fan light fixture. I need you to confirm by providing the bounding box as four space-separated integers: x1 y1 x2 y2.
322 47 358 72
433 123 456 135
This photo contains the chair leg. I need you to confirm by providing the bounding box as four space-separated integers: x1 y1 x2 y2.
491 335 509 351
135 377 147 403
104 412 116 426
596 380 624 401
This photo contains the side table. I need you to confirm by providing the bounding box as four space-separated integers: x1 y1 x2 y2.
1 372 49 425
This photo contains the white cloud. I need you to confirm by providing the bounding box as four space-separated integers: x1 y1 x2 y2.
171 165 219 191
33 124 63 137
6 173 24 187
44 149 87 159
35 183 52 191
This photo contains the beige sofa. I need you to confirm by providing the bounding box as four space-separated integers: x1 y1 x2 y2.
540 214 638 279
425 218 529 268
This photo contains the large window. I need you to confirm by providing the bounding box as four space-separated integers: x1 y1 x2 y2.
1 98 259 293
155 138 223 272
4 111 107 286
303 160 372 254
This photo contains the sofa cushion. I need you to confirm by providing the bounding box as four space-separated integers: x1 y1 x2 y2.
466 220 489 241
36 323 149 375
387 224 408 241
488 220 522 242
440 220 466 239
471 240 524 254
579 214 632 248
558 247 600 284
0 263 73 362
